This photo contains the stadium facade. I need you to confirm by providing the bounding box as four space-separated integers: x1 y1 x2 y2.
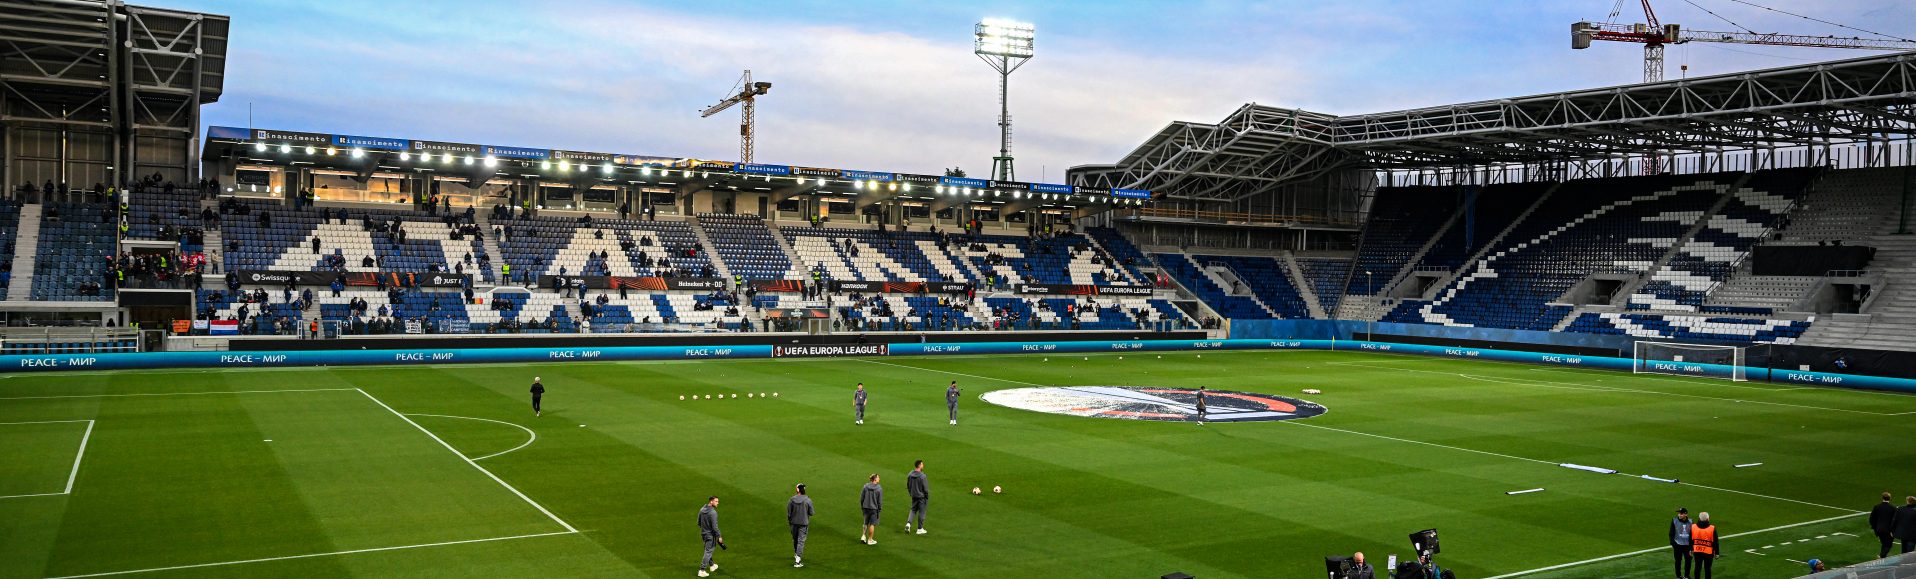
2 0 1915 388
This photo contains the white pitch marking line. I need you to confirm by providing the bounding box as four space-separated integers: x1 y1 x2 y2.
1507 488 1545 495
871 358 1856 512
63 419 94 494
0 419 95 500
403 413 538 461
356 389 576 533
40 530 578 579
1483 512 1865 578
1342 361 1903 416
1735 462 1763 468
0 387 357 400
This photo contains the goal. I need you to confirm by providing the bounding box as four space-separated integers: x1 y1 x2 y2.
1633 342 1746 381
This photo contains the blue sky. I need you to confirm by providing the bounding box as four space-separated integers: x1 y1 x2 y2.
172 0 1916 181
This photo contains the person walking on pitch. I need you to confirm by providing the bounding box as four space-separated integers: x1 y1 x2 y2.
1195 385 1207 426
788 484 814 568
906 460 930 534
946 381 961 425
697 496 724 577
859 474 884 545
853 383 868 425
530 377 546 417
1872 492 1898 558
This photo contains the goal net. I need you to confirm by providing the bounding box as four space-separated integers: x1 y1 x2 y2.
1633 342 1746 381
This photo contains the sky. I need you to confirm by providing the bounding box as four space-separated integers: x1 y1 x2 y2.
171 0 1916 182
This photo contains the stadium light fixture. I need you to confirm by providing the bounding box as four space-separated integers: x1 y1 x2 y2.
602 163 614 175
483 155 498 168
642 166 653 176
279 143 291 154
559 160 571 172
400 151 412 162
975 18 1034 182
326 147 337 156
254 142 266 152
303 145 316 155
541 159 551 170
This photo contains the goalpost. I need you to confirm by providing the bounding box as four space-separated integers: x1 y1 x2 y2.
1633 341 1746 382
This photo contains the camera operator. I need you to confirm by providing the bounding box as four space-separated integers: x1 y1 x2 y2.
1347 552 1375 579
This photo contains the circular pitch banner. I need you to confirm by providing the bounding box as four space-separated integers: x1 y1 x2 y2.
980 386 1326 423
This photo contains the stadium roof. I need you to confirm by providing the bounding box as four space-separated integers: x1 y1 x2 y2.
1071 51 1916 201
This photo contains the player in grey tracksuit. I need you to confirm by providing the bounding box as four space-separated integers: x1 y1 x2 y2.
697 496 723 575
854 383 868 425
946 381 960 425
788 484 814 568
906 460 929 533
859 474 884 544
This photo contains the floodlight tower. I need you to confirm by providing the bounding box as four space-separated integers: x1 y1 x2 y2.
975 19 1034 182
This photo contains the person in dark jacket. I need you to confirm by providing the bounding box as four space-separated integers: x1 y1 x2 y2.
1896 495 1916 554
1670 507 1693 578
906 460 929 534
1873 492 1900 558
1347 552 1375 579
697 496 723 577
529 377 545 417
787 483 814 568
859 473 883 545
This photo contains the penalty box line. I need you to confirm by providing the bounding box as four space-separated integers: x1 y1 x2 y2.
41 530 578 579
1480 511 1866 579
861 359 1855 513
354 388 577 533
0 419 94 500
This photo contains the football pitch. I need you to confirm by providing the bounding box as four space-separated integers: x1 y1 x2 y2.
3 350 1912 578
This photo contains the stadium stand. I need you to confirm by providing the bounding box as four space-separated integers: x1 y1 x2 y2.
1155 253 1273 319
1342 186 1460 297
32 202 117 301
1564 311 1810 344
0 200 20 300
499 215 710 283
699 213 797 281
1295 257 1351 314
783 226 971 283
1195 254 1311 319
1403 173 1736 330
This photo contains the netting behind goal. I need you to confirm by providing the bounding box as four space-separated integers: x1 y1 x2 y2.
1633 342 1746 381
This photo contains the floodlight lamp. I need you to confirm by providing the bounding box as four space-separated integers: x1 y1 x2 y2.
888 183 897 191
559 160 571 172
902 183 912 192
351 148 365 159
304 145 316 155
936 185 947 194
279 143 292 154
483 155 498 167
603 163 614 175
326 147 337 156
462 155 474 165
400 151 413 162
642 167 653 176
254 142 266 152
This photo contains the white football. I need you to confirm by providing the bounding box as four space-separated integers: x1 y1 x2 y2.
730 394 737 398
773 392 780 397
705 395 712 399
971 487 982 495
992 485 1002 494
747 393 753 398
680 395 686 400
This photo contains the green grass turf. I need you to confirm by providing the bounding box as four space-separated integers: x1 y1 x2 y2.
3 350 1913 578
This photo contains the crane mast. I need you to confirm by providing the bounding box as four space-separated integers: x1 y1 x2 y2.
1573 1 1916 83
701 70 773 164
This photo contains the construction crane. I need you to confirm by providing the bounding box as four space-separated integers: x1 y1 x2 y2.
1573 0 1916 82
700 70 772 163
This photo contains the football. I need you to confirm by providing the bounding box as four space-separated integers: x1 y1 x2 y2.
992 485 1002 494
972 487 982 495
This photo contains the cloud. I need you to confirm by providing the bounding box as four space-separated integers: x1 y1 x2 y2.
194 0 1916 179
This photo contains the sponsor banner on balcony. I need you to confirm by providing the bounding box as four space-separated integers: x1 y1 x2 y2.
539 275 725 291
1017 283 1153 296
333 134 409 151
237 270 469 288
829 281 973 294
751 279 806 293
